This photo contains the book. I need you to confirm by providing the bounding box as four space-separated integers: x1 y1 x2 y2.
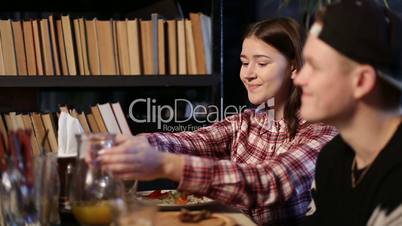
31 113 51 152
3 114 14 132
177 19 187 74
0 115 8 148
158 19 166 75
116 20 130 75
0 19 18 75
48 15 61 76
0 31 5 75
111 102 132 135
41 113 58 153
11 20 28 75
56 19 68 75
140 20 153 75
151 13 159 75
96 19 117 75
79 18 90 75
185 19 197 75
32 19 44 75
90 106 108 133
22 20 38 76
40 18 55 76
21 114 40 156
85 18 100 75
200 14 212 74
14 113 25 130
73 18 85 75
190 13 207 74
112 20 120 75
166 19 177 75
126 19 141 75
77 112 91 133
61 15 77 76
97 103 121 134
8 112 20 131
86 113 100 133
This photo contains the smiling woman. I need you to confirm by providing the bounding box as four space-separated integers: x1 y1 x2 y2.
98 18 338 226
240 18 305 138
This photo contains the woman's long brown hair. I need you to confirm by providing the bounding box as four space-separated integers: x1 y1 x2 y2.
243 18 306 139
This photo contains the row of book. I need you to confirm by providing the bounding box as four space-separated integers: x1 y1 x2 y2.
0 12 212 76
0 102 132 156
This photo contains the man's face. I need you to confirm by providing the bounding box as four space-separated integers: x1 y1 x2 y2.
294 35 356 125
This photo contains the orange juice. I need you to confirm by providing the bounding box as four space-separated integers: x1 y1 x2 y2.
72 200 113 226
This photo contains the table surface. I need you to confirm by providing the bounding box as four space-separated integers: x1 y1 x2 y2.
60 201 257 226
175 201 257 226
215 213 257 226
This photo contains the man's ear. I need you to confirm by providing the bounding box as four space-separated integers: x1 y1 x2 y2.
353 65 377 99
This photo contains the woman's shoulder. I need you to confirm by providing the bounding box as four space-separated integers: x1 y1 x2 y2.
296 121 338 141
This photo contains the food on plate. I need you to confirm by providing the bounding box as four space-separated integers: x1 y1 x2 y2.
145 189 170 200
179 209 212 222
138 189 211 206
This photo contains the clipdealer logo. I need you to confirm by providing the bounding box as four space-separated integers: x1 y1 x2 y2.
128 98 249 130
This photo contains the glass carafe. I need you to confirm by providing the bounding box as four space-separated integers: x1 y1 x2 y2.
69 133 124 226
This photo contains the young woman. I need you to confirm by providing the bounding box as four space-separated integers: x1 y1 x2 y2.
98 18 337 226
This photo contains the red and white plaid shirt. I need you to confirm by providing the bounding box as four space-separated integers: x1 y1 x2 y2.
147 107 337 226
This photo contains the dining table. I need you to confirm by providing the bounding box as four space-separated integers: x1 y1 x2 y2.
60 200 257 226
193 202 258 226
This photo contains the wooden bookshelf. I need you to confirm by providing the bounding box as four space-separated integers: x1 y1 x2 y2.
0 75 220 87
0 0 223 128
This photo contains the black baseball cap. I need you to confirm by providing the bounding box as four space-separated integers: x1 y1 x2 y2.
313 0 402 91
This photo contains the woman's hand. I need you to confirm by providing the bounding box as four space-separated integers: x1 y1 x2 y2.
97 134 184 181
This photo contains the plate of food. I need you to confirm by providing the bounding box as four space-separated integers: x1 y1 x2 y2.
136 189 215 210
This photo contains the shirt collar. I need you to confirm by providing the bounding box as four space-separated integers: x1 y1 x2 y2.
255 100 286 133
255 100 306 134
255 98 275 113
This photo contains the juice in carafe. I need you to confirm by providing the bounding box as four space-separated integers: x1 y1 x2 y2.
71 200 113 226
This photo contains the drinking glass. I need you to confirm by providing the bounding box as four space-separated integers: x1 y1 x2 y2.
34 152 60 226
113 197 158 226
69 133 125 226
0 156 37 226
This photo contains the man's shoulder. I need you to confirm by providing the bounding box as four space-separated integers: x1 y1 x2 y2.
315 134 346 169
318 134 344 156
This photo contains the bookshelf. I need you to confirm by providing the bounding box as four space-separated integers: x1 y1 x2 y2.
0 2 224 222
0 75 221 87
0 0 224 133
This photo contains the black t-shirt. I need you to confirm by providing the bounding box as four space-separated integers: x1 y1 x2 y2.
302 123 402 226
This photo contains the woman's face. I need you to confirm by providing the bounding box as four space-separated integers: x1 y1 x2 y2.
240 36 292 105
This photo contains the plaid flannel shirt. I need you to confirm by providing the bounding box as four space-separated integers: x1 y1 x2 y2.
147 107 337 226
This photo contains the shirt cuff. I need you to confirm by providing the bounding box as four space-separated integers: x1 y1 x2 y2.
146 133 162 151
177 155 214 194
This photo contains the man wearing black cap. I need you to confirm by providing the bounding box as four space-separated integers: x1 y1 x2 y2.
294 0 402 225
